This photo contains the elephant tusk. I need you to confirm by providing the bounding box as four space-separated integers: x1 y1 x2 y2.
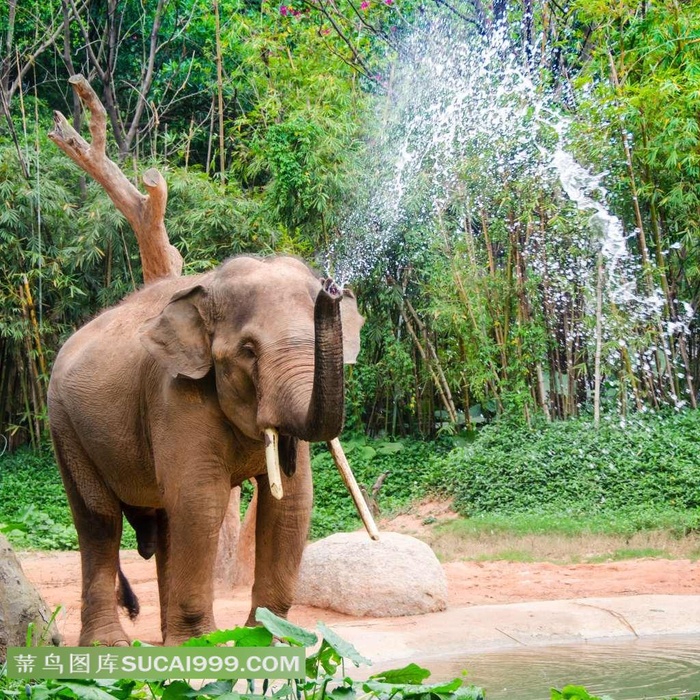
264 428 284 500
327 438 380 541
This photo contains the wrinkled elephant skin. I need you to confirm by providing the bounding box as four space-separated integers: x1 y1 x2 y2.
48 256 363 646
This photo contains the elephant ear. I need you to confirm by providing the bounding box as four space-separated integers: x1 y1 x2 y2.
340 289 364 364
139 285 212 379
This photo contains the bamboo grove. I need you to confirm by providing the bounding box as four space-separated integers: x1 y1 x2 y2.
1 0 699 449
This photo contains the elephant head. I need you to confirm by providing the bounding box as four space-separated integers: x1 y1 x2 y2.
139 256 363 486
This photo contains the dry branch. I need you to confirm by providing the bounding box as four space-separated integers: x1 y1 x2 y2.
48 74 182 284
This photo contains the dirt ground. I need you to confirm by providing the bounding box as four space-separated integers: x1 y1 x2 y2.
18 500 700 648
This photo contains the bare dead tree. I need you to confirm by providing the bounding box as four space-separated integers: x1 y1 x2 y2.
48 75 182 282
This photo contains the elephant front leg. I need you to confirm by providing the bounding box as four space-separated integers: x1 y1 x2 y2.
247 443 313 626
155 509 170 642
161 474 230 645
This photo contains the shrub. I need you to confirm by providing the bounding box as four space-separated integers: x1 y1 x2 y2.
445 411 700 517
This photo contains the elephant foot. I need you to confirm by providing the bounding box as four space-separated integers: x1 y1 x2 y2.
79 624 131 647
163 632 195 646
245 604 290 627
162 601 217 645
162 620 217 646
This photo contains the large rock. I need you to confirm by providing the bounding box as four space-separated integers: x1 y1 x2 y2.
295 531 447 617
0 535 60 661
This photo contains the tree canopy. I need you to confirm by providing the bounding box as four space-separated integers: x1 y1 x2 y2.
1 0 698 448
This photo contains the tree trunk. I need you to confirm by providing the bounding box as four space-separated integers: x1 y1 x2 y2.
214 488 242 587
0 534 60 661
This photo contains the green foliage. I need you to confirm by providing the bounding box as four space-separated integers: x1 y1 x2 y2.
309 436 451 538
0 445 137 550
444 411 700 517
0 608 482 700
3 410 698 548
0 447 77 549
551 686 613 700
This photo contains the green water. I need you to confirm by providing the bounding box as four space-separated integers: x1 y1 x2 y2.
423 637 700 700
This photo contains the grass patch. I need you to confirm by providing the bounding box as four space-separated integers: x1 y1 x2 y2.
610 547 669 560
586 548 670 563
0 447 78 550
421 512 699 564
430 508 700 539
471 549 535 563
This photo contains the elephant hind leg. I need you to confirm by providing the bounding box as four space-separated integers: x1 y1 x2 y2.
122 505 159 560
51 421 130 646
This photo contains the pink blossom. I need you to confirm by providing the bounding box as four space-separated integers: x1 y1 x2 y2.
384 0 393 5
291 8 300 14
279 4 289 14
360 1 370 9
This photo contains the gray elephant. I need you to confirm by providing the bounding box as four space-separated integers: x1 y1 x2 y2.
48 256 363 646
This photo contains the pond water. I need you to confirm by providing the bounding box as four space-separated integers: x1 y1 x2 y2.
422 636 700 700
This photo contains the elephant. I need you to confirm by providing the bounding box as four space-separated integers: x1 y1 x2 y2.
47 255 363 646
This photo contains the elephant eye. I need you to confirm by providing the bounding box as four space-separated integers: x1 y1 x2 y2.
240 342 257 360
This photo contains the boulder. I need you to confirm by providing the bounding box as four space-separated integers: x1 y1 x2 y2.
295 531 447 617
0 535 60 661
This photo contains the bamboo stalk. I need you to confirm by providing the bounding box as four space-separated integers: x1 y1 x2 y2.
620 345 643 411
593 252 605 428
213 0 226 183
18 283 46 423
21 276 47 379
401 309 457 423
403 297 457 421
646 185 697 407
607 51 681 405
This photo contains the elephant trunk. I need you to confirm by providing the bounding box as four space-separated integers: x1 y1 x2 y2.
260 279 344 498
296 278 345 442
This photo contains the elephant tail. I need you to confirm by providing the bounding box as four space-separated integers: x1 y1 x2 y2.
117 566 140 621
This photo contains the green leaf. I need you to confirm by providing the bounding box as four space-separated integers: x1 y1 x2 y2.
358 445 377 461
181 627 273 647
369 663 430 684
326 685 357 700
554 686 601 700
198 680 236 697
308 640 342 676
93 679 136 700
162 681 196 700
363 677 463 697
376 441 404 454
254 608 318 647
317 622 371 667
450 686 484 700
58 681 126 700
